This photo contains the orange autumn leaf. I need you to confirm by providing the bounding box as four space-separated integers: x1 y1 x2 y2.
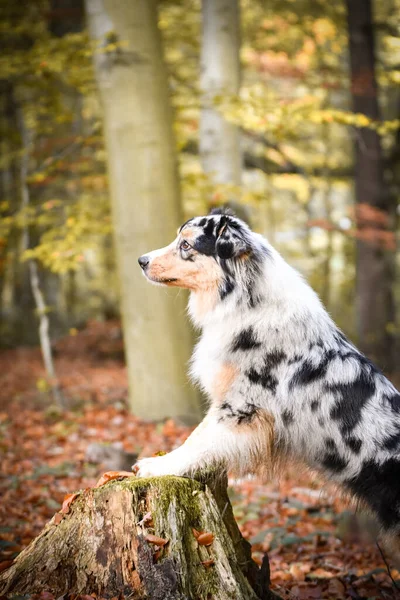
145 534 168 547
289 563 306 581
94 470 135 488
54 513 64 525
309 567 336 578
60 492 80 514
197 532 214 546
138 511 153 527
201 559 215 568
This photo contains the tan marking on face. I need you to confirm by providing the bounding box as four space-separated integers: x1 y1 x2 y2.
180 227 197 241
146 235 222 292
212 363 239 403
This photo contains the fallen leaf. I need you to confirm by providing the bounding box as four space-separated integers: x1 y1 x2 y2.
54 513 64 525
138 511 153 526
197 532 214 546
300 585 323 599
328 578 346 596
290 563 306 581
308 567 335 579
94 471 135 488
145 534 168 546
201 559 215 568
60 492 80 514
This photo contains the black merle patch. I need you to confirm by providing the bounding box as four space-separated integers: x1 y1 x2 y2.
288 354 303 365
321 451 348 473
381 427 400 452
290 350 337 389
264 350 287 369
345 437 362 454
219 278 235 300
218 259 236 300
247 368 278 393
217 239 235 259
310 399 320 412
220 401 258 425
248 288 262 309
246 350 286 393
282 410 294 425
339 351 381 379
329 370 376 435
384 393 400 414
325 438 336 451
203 218 216 237
345 458 400 530
231 327 261 352
193 234 216 256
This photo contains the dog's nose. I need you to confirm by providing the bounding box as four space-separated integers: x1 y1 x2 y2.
138 255 150 270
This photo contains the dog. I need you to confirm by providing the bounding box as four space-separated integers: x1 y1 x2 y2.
135 208 400 559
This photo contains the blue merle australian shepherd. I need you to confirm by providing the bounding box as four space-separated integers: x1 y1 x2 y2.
136 208 400 563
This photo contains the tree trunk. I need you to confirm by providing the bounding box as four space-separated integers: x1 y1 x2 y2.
200 0 242 186
18 106 64 407
0 475 278 600
85 0 201 422
346 0 396 370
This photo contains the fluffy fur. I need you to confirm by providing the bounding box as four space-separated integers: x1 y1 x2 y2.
136 208 400 558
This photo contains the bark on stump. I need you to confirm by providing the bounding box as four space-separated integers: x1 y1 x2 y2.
0 475 278 600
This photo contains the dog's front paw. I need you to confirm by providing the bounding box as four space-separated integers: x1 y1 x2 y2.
133 455 186 478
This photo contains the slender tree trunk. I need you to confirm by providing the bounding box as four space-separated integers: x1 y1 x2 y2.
200 0 242 186
346 0 396 370
0 475 278 600
28 260 64 407
85 0 200 422
18 108 64 408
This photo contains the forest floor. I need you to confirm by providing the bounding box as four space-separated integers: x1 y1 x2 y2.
0 320 399 600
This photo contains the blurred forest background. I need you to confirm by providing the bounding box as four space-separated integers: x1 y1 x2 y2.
0 0 399 416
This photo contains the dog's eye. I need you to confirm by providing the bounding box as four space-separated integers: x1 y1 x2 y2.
180 240 191 251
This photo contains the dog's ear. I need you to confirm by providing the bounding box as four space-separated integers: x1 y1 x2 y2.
215 216 249 259
209 206 235 217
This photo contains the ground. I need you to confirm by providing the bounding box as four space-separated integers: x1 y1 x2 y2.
0 321 399 600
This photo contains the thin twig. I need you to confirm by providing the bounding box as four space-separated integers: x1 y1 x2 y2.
376 541 400 593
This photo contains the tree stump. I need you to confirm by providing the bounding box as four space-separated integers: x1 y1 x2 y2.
0 475 279 600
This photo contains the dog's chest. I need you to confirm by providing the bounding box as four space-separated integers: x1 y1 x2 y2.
190 327 230 397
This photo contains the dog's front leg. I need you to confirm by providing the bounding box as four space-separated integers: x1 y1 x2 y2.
134 407 275 478
134 413 231 477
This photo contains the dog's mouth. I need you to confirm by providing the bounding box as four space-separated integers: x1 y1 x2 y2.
157 277 178 283
144 273 178 285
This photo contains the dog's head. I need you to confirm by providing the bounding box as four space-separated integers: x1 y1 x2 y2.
138 208 261 295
